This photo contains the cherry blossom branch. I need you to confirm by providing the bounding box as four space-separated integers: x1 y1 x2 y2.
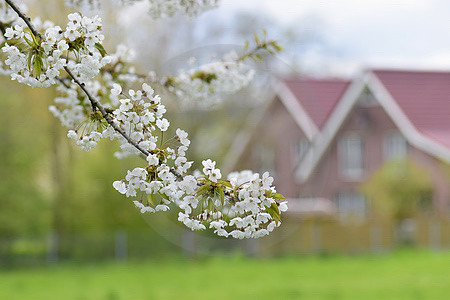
4 0 41 39
0 22 7 36
237 32 282 62
2 0 289 238
4 0 150 158
63 66 151 157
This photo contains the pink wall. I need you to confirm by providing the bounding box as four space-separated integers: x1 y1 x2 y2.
236 97 450 215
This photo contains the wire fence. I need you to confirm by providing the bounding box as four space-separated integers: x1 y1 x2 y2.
1 216 449 268
261 215 450 255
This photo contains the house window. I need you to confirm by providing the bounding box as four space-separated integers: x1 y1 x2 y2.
335 191 367 221
339 134 364 179
292 138 309 162
384 132 407 160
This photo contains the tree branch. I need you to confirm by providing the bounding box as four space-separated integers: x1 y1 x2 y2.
4 0 42 39
4 0 150 159
63 66 151 157
5 0 160 161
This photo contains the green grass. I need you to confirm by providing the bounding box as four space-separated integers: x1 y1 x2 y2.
0 250 449 300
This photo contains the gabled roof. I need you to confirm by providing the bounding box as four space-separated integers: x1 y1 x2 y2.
283 78 351 129
222 77 349 172
374 70 450 149
296 69 450 182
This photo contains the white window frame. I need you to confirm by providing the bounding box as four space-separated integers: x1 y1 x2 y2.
292 138 309 163
384 131 407 160
335 191 367 222
338 133 364 180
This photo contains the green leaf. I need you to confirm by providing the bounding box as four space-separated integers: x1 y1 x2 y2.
33 55 43 78
219 180 232 188
272 42 283 52
196 182 211 196
95 43 107 57
147 194 155 206
31 31 40 46
23 35 34 47
191 71 217 83
27 53 33 71
272 193 286 200
218 187 225 206
267 202 281 224
207 198 214 211
265 190 285 200
254 33 260 45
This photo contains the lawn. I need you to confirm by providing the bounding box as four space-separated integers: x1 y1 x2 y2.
0 250 449 299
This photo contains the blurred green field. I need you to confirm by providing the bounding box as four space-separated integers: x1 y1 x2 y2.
0 250 449 300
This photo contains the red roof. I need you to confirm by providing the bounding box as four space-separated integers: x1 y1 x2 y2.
283 78 351 129
373 69 450 149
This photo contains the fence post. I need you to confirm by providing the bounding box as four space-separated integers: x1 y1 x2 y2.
114 230 128 261
370 224 382 253
311 222 322 254
46 232 58 263
429 220 441 250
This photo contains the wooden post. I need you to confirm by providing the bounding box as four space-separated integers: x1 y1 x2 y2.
429 220 441 250
370 224 382 253
114 231 128 261
46 232 58 263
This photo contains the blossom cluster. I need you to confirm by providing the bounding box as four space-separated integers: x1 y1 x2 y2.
147 0 220 19
170 51 255 105
112 83 171 158
111 112 195 213
177 169 288 238
49 44 136 130
0 1 288 239
64 0 219 19
1 12 109 87
65 0 100 11
113 155 288 238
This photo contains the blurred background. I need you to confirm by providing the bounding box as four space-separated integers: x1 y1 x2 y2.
0 0 449 299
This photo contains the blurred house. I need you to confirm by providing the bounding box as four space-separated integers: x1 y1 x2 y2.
225 69 450 220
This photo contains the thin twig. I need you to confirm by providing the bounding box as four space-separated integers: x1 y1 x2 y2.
4 0 150 158
4 0 42 39
56 77 71 89
0 22 7 36
64 66 150 157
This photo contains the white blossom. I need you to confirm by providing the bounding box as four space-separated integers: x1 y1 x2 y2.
2 12 108 87
171 51 255 105
147 0 220 19
1 0 287 239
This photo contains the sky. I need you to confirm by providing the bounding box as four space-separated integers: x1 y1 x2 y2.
217 0 450 77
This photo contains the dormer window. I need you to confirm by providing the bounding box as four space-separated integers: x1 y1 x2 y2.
339 134 364 179
292 138 309 163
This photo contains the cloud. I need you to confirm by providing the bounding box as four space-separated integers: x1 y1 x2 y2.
222 0 450 75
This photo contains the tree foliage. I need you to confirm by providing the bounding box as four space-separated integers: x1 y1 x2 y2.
362 158 433 221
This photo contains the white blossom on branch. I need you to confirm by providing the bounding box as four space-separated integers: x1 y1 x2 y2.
0 0 287 239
